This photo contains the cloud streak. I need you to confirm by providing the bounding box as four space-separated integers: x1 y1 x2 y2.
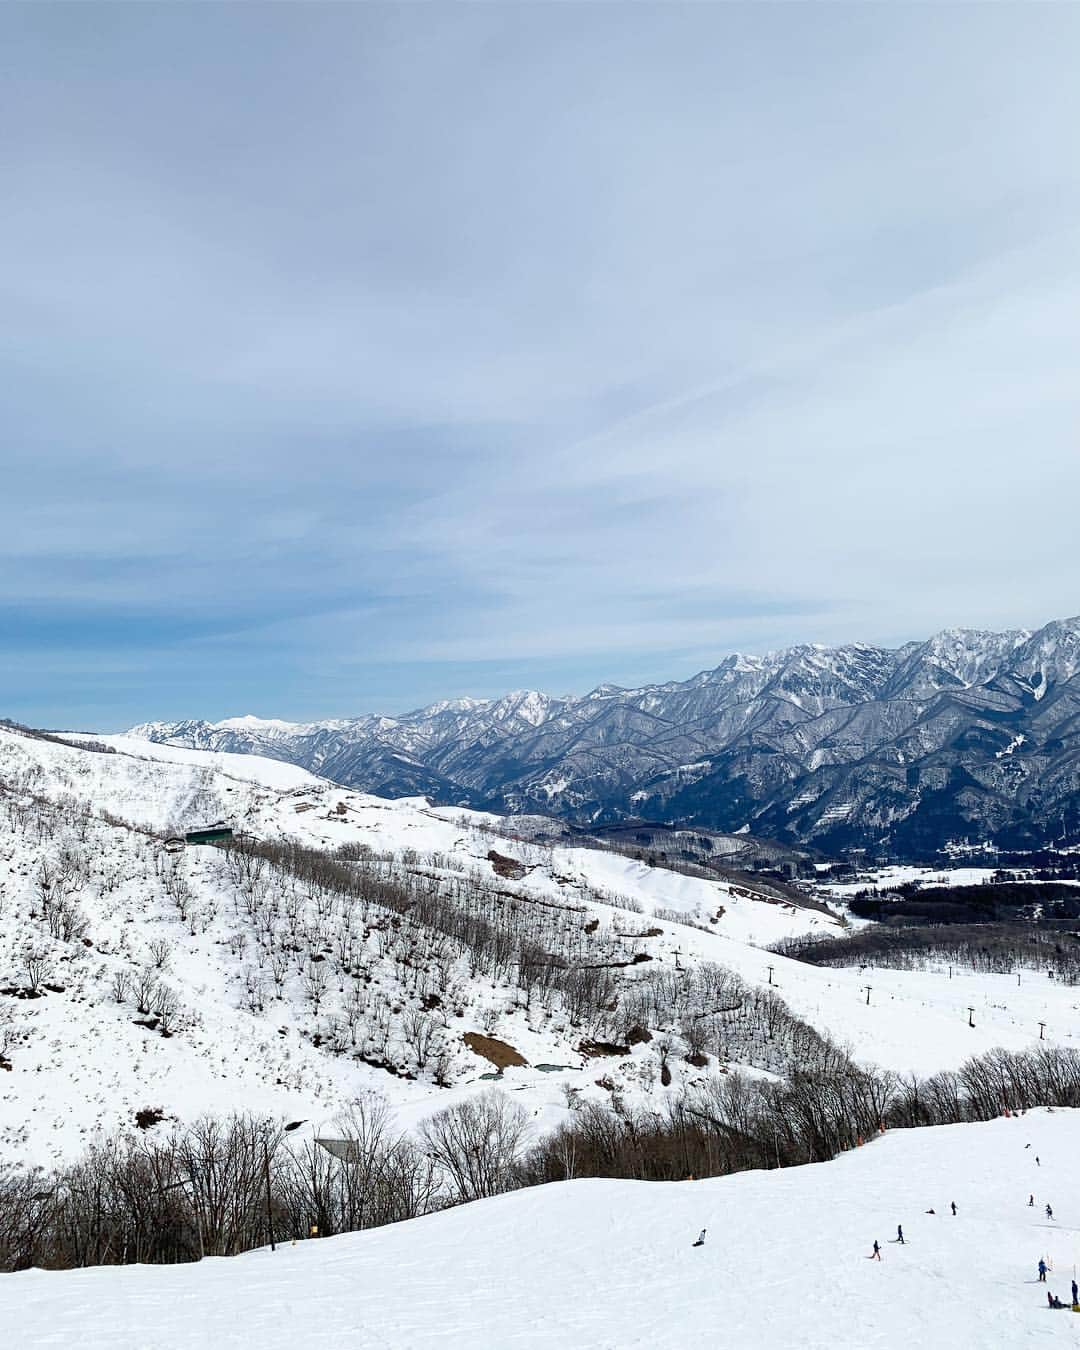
2 5 1079 728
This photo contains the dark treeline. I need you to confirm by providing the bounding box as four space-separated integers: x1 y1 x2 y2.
5 1044 1080 1275
524 1043 1080 1185
847 882 1080 924
0 1097 443 1273
771 923 1080 983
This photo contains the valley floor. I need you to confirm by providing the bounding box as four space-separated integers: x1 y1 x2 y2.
4 1109 1079 1349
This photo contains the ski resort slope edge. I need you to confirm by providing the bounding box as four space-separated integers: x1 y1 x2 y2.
4 1109 1078 1349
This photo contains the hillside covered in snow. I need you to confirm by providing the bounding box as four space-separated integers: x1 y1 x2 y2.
3 723 1080 1180
1 723 846 1167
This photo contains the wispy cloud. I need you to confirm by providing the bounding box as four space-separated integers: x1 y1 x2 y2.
2 4 1079 727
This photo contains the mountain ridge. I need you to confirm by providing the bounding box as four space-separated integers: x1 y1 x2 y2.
129 615 1080 857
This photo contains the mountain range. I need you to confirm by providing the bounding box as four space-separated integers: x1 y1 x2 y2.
130 616 1080 858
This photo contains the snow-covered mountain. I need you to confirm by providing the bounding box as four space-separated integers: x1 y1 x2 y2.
131 615 1080 857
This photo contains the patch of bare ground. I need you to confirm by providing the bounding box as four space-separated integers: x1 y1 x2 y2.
463 1032 529 1069
486 849 528 880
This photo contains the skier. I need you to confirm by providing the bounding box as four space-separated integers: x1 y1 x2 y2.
1038 1259 1048 1282
871 1240 881 1261
1072 1279 1078 1306
693 1229 706 1247
897 1224 905 1244
1046 1204 1054 1221
1036 1156 1041 1166
950 1201 957 1216
1029 1194 1035 1207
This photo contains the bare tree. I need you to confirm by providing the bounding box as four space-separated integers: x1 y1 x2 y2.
22 947 50 995
402 1009 438 1071
303 960 329 1015
418 1090 530 1204
133 968 160 1016
154 985 180 1035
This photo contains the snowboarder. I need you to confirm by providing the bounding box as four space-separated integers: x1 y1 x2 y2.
1036 1156 1041 1166
1029 1194 1035 1207
1046 1204 1054 1220
1071 1279 1077 1306
693 1229 706 1247
950 1201 957 1216
897 1224 905 1244
1038 1259 1048 1282
925 1208 936 1215
871 1240 881 1261
1052 1294 1065 1309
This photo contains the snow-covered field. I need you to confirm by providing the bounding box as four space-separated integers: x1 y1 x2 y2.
818 865 1006 896
4 1108 1078 1349
818 864 1080 898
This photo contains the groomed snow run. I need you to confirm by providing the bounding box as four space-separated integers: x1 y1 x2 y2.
5 1109 1080 1349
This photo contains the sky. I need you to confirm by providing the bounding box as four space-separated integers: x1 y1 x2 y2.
2 4 1079 730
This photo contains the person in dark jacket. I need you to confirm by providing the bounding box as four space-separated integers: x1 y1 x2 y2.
1038 1259 1048 1282
1046 1204 1054 1220
950 1202 957 1216
897 1224 905 1244
1071 1279 1078 1306
871 1240 881 1260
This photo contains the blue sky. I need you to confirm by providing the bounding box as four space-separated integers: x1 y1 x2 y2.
3 4 1079 730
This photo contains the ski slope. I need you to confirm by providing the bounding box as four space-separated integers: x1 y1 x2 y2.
4 1108 1078 1349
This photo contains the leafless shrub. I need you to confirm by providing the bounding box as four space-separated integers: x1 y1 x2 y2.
147 940 172 971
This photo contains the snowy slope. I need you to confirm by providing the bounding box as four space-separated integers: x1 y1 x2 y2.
0 726 838 1167
4 1108 1078 1349
66 732 323 792
4 725 1078 1173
